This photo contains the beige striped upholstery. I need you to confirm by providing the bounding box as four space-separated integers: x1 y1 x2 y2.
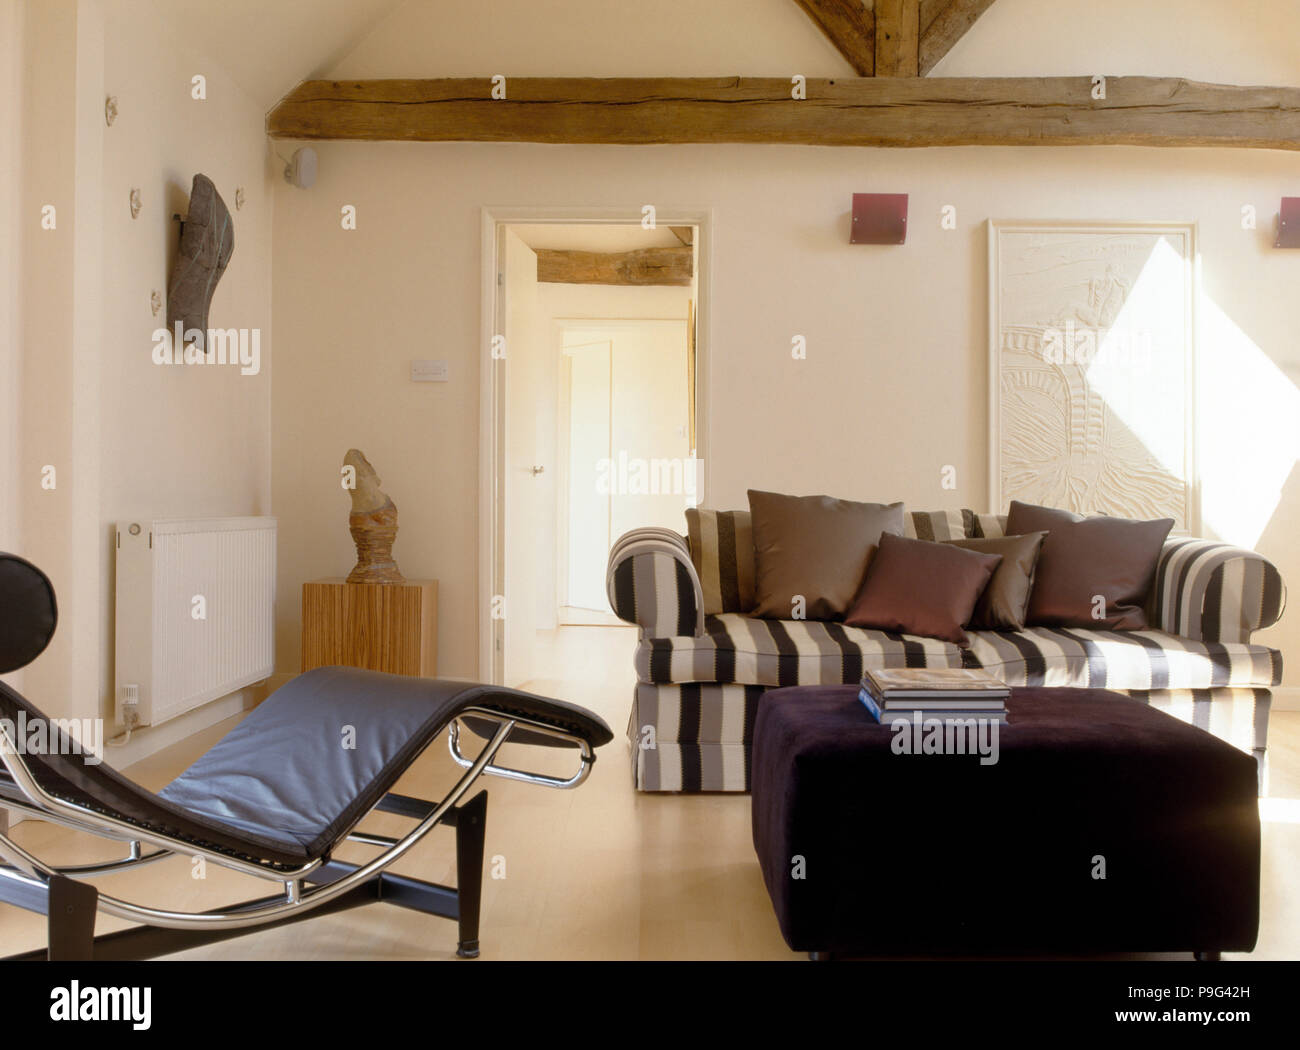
684 508 755 615
610 510 1285 792
636 615 1280 690
629 685 1273 792
606 528 704 638
1152 537 1287 645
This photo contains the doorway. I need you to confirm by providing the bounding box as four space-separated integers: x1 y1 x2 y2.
557 318 695 626
481 212 709 687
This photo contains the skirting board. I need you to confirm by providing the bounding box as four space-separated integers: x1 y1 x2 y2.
106 687 261 769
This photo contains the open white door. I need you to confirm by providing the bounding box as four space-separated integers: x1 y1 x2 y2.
557 320 692 619
501 228 543 688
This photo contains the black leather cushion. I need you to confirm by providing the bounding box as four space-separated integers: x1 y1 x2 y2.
0 553 58 673
159 666 613 861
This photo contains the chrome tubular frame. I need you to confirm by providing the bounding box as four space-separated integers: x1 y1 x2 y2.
0 718 516 933
447 707 596 789
346 830 400 848
0 723 323 883
0 795 173 877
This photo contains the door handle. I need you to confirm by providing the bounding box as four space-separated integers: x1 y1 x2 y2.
530 465 545 476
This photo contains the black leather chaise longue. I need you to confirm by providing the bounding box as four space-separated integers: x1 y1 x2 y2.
0 552 613 960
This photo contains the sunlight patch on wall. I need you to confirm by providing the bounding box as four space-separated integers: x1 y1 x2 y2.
1085 236 1300 547
1197 295 1300 548
1085 236 1189 489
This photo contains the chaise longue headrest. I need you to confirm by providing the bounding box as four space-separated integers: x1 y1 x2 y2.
0 553 58 673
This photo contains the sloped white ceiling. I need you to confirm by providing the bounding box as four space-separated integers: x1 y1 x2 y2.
933 0 1300 86
329 0 856 79
161 0 405 109
163 0 1300 112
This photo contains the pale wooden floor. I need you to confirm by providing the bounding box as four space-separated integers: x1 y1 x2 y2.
2 625 1297 960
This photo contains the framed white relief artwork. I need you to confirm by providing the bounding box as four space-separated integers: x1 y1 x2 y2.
987 220 1197 534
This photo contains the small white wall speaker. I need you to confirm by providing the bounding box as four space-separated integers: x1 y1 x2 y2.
284 147 318 189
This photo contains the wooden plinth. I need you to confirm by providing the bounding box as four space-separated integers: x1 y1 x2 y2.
302 578 437 678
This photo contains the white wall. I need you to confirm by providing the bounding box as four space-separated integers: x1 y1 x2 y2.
95 0 275 747
0 0 25 697
17 0 97 723
268 0 1300 685
10 0 273 752
0 0 23 564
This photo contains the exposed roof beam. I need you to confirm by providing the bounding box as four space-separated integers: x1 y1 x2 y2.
874 0 920 78
919 0 999 76
536 247 693 286
791 0 875 77
267 76 1300 150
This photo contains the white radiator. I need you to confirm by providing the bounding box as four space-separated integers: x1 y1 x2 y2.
114 517 276 727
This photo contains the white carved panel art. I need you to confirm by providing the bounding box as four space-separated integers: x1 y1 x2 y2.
988 222 1196 534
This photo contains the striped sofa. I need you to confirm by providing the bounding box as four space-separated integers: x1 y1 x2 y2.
606 509 1285 793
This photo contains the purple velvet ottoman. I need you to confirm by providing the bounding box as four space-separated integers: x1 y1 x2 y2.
751 686 1260 959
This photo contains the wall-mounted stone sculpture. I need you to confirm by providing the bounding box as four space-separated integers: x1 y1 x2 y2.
166 173 234 351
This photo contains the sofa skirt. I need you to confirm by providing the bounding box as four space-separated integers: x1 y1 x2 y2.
628 682 1272 793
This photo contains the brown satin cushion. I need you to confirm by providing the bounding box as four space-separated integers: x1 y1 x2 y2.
1005 501 1174 630
844 532 1002 647
748 490 904 621
944 532 1047 630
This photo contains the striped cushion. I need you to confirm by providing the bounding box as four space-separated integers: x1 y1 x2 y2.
635 613 1280 689
903 509 965 541
966 627 1280 690
685 508 755 615
962 509 1009 538
637 613 966 686
683 506 963 614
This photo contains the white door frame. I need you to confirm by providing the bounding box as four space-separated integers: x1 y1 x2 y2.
478 207 713 683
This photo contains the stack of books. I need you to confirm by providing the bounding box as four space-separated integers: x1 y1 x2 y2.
859 667 1009 724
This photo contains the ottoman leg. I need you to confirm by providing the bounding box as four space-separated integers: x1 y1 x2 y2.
1194 951 1221 962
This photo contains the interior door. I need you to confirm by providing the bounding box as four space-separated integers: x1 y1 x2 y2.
559 321 692 616
608 321 692 542
563 340 613 611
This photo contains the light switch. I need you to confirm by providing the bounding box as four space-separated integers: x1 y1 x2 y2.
411 359 449 382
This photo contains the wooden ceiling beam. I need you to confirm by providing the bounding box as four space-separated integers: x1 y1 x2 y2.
791 1 875 77
267 76 1300 150
874 0 920 78
535 247 693 286
919 0 999 76
918 0 949 34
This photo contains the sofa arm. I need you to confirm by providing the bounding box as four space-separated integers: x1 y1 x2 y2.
606 527 705 638
1152 538 1286 644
